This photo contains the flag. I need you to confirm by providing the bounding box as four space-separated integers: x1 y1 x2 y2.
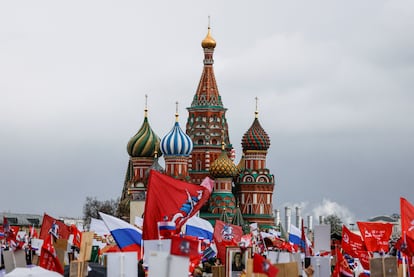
253 254 279 277
341 225 366 257
99 212 142 257
240 234 252 248
158 221 176 239
301 219 311 256
39 213 71 240
29 225 39 239
170 234 201 258
332 249 353 277
202 244 217 261
185 215 214 241
135 217 143 229
213 220 243 264
142 170 213 240
401 197 414 240
357 221 393 252
39 234 64 274
3 217 18 249
71 224 82 249
289 224 304 250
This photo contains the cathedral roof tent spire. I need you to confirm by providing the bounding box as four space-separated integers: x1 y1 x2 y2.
191 19 223 108
186 21 233 187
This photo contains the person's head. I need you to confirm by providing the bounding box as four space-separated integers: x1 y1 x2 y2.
193 267 203 277
234 252 242 262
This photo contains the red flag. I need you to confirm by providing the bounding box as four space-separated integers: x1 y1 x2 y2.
395 235 414 257
253 254 279 277
39 234 64 274
301 218 311 256
3 217 19 249
71 224 82 249
354 250 371 270
142 170 213 240
357 221 393 252
332 249 353 277
341 225 367 257
213 220 243 264
29 225 39 239
170 234 201 258
39 213 71 240
401 197 414 240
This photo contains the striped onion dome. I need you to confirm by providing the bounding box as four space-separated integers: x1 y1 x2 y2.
160 112 193 156
209 144 238 178
241 111 270 151
127 109 161 158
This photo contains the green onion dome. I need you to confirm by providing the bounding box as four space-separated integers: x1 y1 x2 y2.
127 110 161 158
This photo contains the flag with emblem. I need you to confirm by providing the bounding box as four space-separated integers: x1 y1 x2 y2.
39 213 71 240
341 225 366 257
253 254 279 277
213 220 243 264
142 170 213 240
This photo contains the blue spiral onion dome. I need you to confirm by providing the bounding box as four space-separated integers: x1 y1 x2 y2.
209 149 239 178
160 121 193 156
241 116 270 151
127 115 162 158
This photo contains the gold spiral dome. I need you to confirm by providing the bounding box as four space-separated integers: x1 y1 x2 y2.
201 27 216 49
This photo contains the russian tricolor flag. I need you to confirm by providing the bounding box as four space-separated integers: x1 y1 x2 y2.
157 221 176 239
185 216 213 241
288 224 304 247
99 212 142 253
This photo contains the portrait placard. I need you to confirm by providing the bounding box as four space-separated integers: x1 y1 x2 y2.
225 247 252 277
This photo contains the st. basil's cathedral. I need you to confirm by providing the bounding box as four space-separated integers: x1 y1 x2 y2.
117 26 275 229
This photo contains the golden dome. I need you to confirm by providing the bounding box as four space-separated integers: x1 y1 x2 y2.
209 149 238 178
201 27 216 49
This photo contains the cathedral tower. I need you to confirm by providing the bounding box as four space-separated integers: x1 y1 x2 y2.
161 102 193 180
118 95 162 222
235 99 275 227
186 25 233 185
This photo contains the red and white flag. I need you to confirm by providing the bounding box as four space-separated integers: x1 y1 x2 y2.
170 234 201 258
213 220 243 264
253 254 279 277
39 234 64 274
341 225 366 257
401 197 414 240
332 249 353 277
29 225 39 239
39 213 71 240
142 170 213 240
357 221 393 252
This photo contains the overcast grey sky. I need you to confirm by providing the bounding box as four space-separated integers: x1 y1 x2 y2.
1 0 413 225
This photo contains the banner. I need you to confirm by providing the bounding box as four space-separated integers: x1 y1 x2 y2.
39 213 71 240
341 225 366 257
357 221 393 252
142 170 213 240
